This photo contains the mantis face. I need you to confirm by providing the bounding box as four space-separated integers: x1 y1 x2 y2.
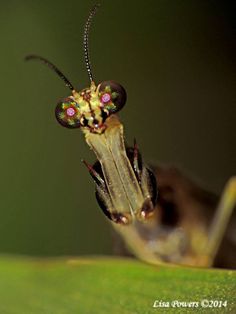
55 81 126 133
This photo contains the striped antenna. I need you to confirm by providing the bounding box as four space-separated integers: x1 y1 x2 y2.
83 3 100 82
25 54 75 91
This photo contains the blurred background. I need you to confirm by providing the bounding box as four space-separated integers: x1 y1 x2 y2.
0 0 235 257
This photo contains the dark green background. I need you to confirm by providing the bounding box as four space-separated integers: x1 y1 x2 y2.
0 0 235 256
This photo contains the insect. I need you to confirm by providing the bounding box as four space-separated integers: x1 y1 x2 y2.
26 4 235 267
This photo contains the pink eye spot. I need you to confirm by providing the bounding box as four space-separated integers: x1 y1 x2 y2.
101 93 111 103
66 107 76 117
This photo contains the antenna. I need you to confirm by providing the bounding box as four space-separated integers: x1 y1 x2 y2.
83 3 100 82
25 54 75 91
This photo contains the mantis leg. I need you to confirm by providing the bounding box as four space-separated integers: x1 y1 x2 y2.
204 177 236 266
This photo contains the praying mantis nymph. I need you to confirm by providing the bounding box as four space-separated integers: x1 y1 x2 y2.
26 4 236 267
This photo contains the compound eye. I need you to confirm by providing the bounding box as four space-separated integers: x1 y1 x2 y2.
55 97 81 128
99 80 127 114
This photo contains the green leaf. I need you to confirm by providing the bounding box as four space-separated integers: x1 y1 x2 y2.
0 256 235 314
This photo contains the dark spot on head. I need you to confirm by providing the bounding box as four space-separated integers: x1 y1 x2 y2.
82 91 91 101
101 109 108 122
80 117 89 126
93 118 99 126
